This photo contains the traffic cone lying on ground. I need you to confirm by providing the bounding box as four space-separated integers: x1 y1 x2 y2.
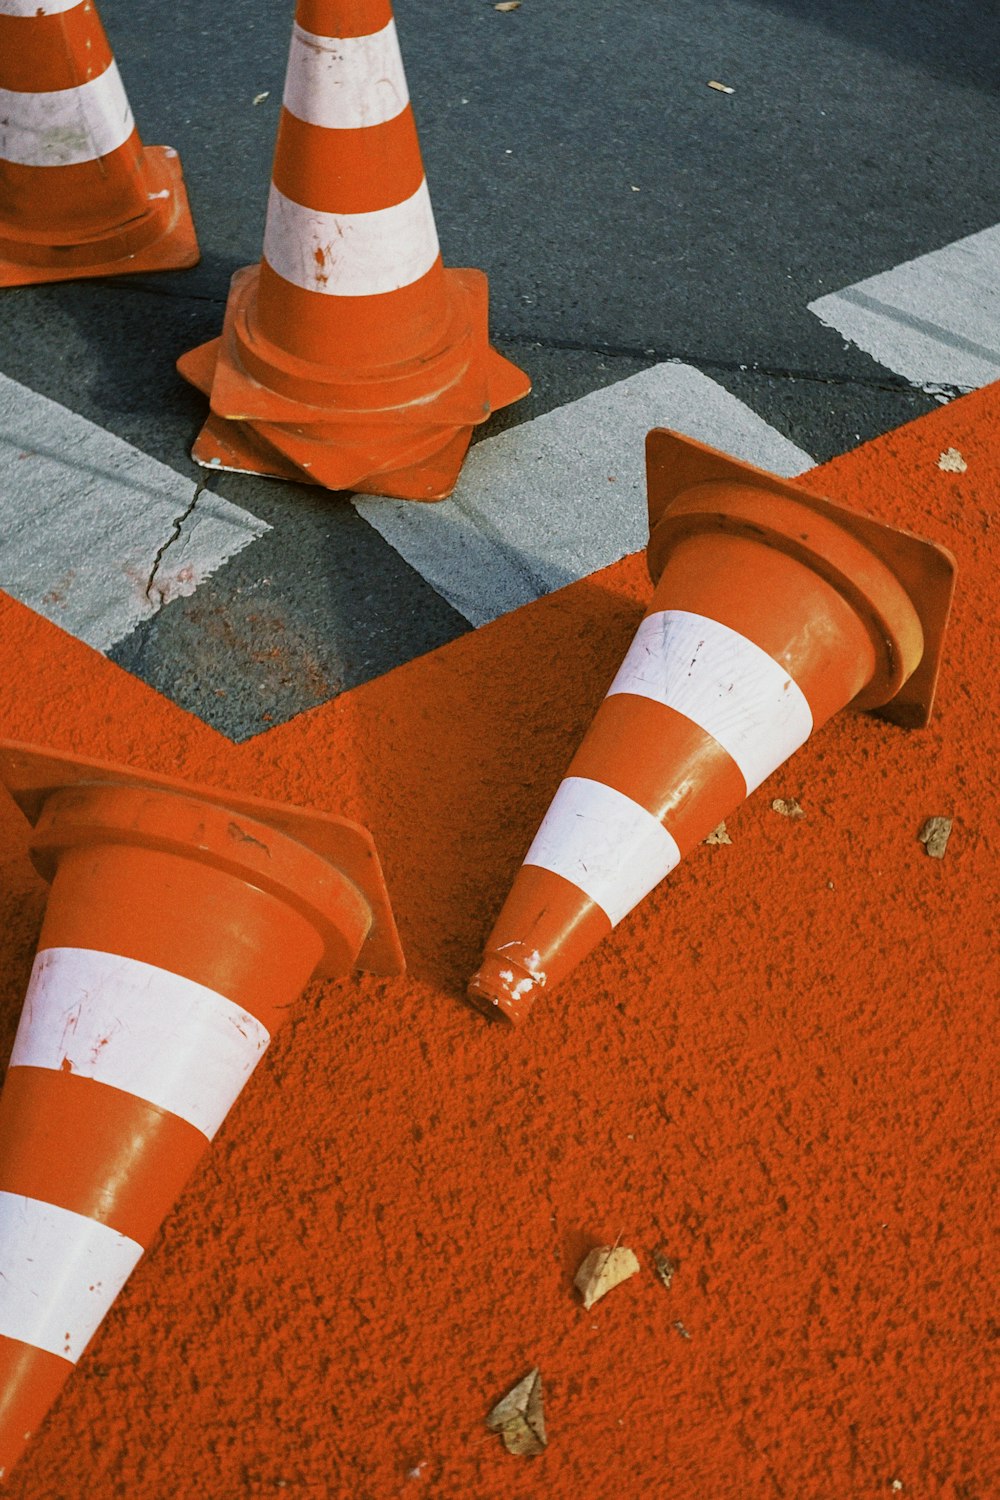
467 429 957 1024
0 742 403 1479
177 0 530 500
0 0 198 286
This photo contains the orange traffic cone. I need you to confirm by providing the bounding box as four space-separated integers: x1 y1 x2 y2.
0 741 403 1479
176 0 530 500
0 0 198 286
467 429 957 1024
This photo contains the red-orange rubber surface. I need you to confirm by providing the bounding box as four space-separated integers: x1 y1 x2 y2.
0 390 994 1497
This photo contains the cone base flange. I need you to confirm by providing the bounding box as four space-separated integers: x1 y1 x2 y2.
177 267 531 500
0 740 404 978
0 147 200 288
645 429 957 728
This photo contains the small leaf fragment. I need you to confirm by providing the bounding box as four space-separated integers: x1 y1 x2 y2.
704 821 732 845
918 816 952 858
652 1248 676 1289
252 91 270 105
771 798 805 819
707 80 735 93
937 447 967 473
494 1 521 10
486 1368 546 1457
574 1244 641 1309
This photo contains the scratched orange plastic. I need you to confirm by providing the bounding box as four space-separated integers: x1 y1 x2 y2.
0 390 994 1498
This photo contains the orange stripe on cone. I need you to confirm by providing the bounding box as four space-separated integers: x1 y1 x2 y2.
0 0 198 285
176 0 530 500
0 740 404 1479
467 429 957 1024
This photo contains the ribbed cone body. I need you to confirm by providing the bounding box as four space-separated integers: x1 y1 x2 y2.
467 463 935 1025
0 0 198 284
0 754 400 1479
176 0 529 499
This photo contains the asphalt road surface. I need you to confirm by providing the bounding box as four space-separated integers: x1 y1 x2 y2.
1 0 997 740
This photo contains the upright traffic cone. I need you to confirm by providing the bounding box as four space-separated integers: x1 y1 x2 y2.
176 0 530 500
0 0 198 286
0 742 403 1479
467 430 957 1024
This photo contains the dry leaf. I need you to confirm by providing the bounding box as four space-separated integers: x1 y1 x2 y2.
673 1319 692 1339
486 1368 546 1457
574 1244 640 1309
252 91 270 105
653 1248 676 1289
937 448 967 473
771 798 805 819
704 821 732 845
494 1 521 10
918 816 952 858
707 80 735 93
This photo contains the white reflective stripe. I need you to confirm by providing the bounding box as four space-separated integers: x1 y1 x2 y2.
523 776 680 928
0 1193 142 1364
0 0 82 13
263 180 440 297
0 61 134 168
606 609 814 794
10 947 271 1141
284 19 409 130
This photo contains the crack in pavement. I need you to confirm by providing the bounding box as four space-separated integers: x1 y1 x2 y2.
145 476 211 607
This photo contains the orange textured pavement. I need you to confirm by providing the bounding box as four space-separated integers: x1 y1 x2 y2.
0 388 996 1498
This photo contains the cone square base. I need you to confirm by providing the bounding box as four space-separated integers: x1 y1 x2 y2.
645 429 958 728
176 266 530 500
0 741 403 978
0 148 199 288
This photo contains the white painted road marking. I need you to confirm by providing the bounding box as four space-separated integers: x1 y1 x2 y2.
0 373 268 652
808 223 1000 393
354 363 813 627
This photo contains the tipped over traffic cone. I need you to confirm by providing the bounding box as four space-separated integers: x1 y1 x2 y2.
467 429 957 1024
176 0 530 500
0 742 403 1478
0 0 198 286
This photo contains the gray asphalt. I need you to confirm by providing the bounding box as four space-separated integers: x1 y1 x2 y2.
1 0 997 739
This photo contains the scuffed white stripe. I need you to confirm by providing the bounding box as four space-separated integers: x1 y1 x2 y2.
284 19 409 130
0 62 133 169
0 372 269 652
523 775 680 928
263 180 439 297
808 225 1000 393
355 364 813 625
0 0 82 13
0 1193 142 1364
607 609 813 794
11 947 271 1141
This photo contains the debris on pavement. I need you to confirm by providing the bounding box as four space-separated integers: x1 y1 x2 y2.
574 1244 641 1309
673 1320 693 1339
771 798 805 819
486 1368 546 1457
918 816 953 858
652 1248 676 1290
937 448 967 472
704 821 732 845
252 91 270 105
707 80 735 93
494 2 522 10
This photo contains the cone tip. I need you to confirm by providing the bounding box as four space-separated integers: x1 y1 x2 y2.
465 952 544 1026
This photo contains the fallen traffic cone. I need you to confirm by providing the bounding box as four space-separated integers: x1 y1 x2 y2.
0 0 198 286
467 429 957 1024
0 741 403 1479
176 0 530 500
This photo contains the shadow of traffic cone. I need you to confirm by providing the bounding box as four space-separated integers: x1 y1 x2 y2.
0 0 198 286
0 741 403 1479
176 0 530 500
467 429 957 1024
